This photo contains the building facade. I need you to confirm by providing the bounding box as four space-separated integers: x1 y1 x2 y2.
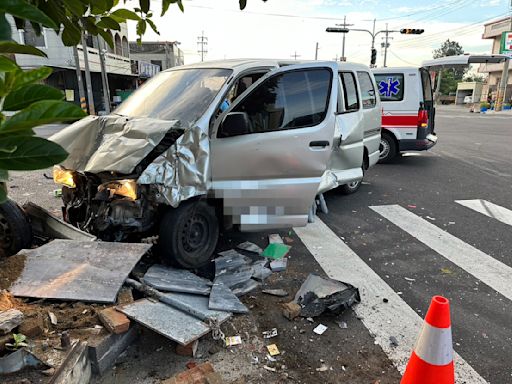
8 16 137 113
129 41 184 71
479 16 512 103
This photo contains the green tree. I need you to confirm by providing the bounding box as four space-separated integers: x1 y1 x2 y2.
0 0 265 202
433 39 466 95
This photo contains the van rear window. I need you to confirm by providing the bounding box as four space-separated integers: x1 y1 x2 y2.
375 74 404 102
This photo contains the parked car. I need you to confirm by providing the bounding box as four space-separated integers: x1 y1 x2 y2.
372 66 437 163
51 59 380 268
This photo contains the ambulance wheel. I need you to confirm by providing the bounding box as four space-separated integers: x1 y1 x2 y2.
158 200 219 269
0 199 32 258
379 133 397 163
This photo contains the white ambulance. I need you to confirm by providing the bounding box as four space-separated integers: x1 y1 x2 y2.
372 67 437 163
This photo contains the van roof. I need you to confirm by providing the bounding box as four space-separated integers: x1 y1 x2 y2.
164 59 372 72
372 66 419 73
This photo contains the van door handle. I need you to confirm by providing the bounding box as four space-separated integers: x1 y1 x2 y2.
309 140 330 148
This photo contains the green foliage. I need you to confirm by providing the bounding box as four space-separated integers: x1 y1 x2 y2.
5 333 28 350
433 39 467 95
463 74 486 83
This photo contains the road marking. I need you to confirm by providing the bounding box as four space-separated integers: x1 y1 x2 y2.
456 199 512 227
294 218 487 383
370 205 512 303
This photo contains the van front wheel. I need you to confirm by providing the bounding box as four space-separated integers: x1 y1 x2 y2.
378 133 397 163
158 201 219 269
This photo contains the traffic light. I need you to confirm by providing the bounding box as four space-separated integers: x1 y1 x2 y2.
400 28 424 35
370 48 377 66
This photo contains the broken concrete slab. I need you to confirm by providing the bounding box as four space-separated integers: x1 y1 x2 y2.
237 242 263 255
282 301 301 320
88 326 139 376
270 258 288 272
23 202 96 241
0 348 47 374
268 234 284 244
143 265 212 295
294 274 360 318
209 283 249 314
0 309 23 334
262 289 289 297
214 266 254 289
50 341 91 384
118 299 212 346
215 252 251 275
9 240 151 303
231 279 260 297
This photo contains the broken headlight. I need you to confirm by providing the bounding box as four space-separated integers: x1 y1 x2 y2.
98 180 138 200
53 166 76 188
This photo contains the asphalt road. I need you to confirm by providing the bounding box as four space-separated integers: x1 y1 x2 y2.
308 107 512 383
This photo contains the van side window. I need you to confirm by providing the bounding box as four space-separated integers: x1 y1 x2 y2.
374 73 404 102
357 71 377 109
340 72 359 112
219 68 331 136
420 69 433 102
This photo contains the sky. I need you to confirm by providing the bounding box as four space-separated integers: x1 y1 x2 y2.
125 0 512 68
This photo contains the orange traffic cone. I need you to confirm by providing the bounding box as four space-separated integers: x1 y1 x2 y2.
401 295 454 384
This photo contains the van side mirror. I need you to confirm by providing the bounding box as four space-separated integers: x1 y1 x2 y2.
218 112 252 138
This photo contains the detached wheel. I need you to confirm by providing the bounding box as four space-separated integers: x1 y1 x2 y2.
378 132 397 163
0 199 32 257
158 200 219 269
339 180 362 195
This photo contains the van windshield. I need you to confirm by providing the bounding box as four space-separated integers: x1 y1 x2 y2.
115 68 232 128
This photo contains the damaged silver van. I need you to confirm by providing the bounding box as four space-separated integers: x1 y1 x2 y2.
51 59 380 268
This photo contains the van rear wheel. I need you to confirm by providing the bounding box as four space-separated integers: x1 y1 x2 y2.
340 180 362 195
379 133 397 163
158 201 219 269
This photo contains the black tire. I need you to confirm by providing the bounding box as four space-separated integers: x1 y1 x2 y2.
378 132 397 163
0 199 32 257
158 200 219 269
339 179 362 195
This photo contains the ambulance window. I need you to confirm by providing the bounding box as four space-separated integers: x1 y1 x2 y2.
357 71 377 109
374 73 404 102
340 72 359 112
421 69 433 102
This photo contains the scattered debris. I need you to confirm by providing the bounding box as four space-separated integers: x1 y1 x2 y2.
270 258 288 272
262 328 278 339
263 365 277 372
282 302 301 321
316 364 329 372
266 354 277 362
426 216 436 221
313 324 328 335
143 265 212 295
383 298 389 303
0 347 47 374
266 344 280 356
9 240 151 303
176 340 199 357
390 336 399 347
162 362 218 384
336 321 348 329
404 277 416 282
407 205 417 208
237 241 263 255
440 268 453 275
268 234 284 244
98 307 130 334
0 309 23 334
252 266 272 282
261 243 291 260
262 289 288 297
306 317 314 323
232 279 260 297
294 274 360 318
209 282 249 314
225 336 242 347
48 311 58 326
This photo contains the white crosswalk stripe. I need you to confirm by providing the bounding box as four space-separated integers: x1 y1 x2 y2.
456 199 512 227
294 217 488 384
370 204 512 303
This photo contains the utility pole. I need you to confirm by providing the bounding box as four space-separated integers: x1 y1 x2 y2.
291 51 301 60
315 42 319 60
335 16 353 61
197 31 208 62
370 19 376 68
80 33 95 115
382 23 393 68
495 9 512 111
97 36 111 114
72 45 87 113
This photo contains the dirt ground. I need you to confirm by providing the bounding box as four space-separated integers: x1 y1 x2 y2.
3 170 400 383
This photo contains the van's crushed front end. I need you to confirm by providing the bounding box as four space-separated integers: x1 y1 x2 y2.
51 114 185 241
